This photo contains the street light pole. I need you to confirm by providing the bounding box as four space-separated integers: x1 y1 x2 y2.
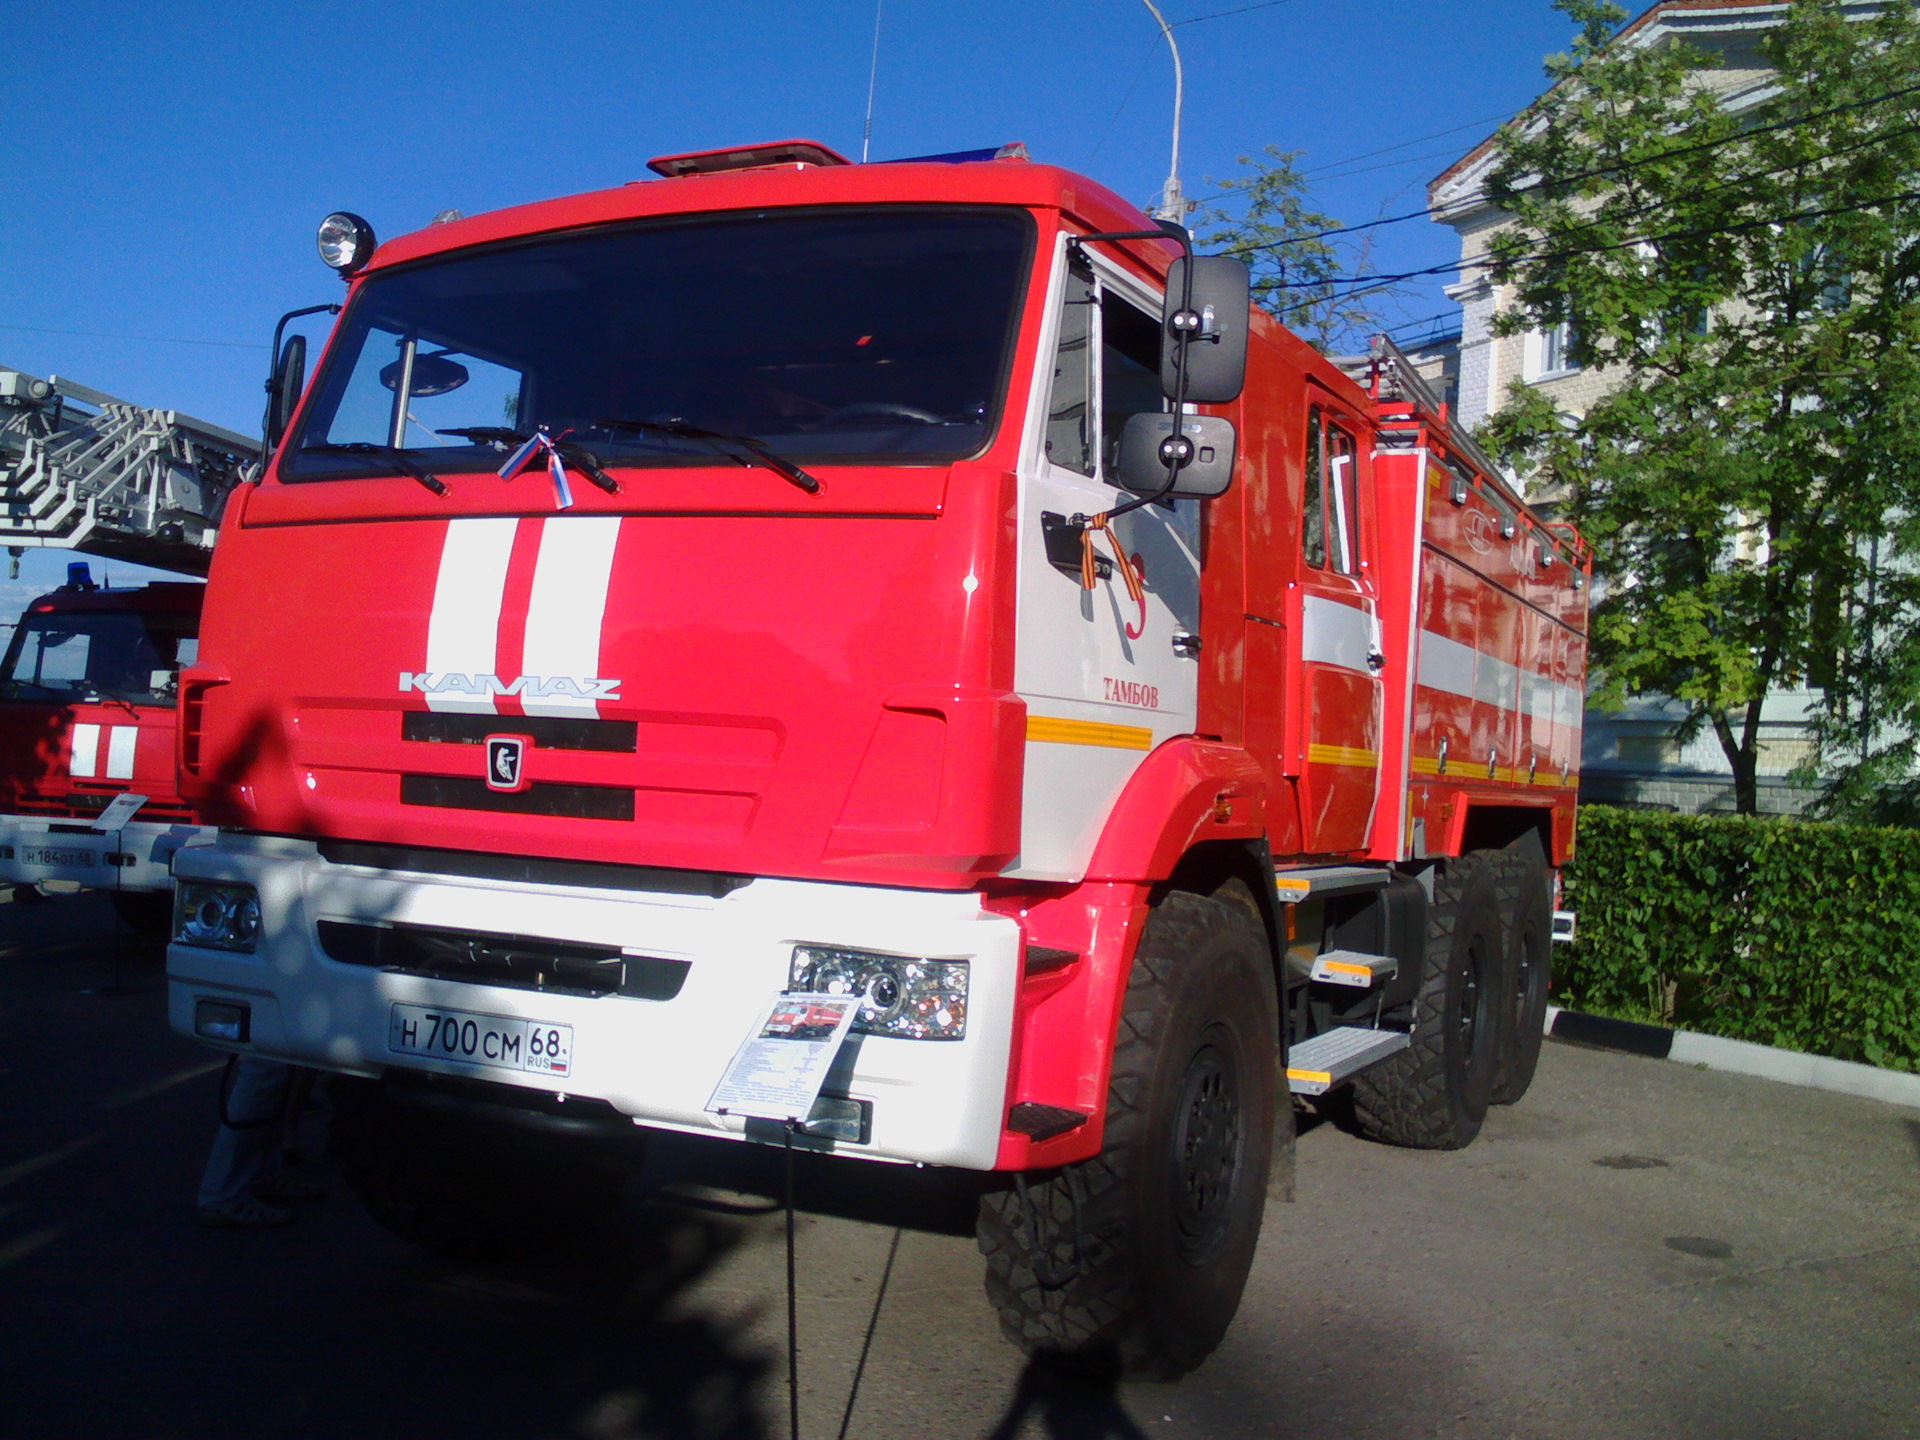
1138 0 1185 222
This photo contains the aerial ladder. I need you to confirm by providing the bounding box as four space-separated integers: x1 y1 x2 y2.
0 365 258 577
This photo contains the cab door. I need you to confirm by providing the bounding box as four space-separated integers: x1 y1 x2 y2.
1289 394 1383 854
1010 239 1203 880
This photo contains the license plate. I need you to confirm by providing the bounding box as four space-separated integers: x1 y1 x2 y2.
387 1003 572 1077
20 846 99 868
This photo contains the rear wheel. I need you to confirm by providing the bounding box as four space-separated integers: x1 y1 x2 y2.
976 888 1277 1379
1490 848 1553 1106
1351 853 1505 1149
328 1077 625 1260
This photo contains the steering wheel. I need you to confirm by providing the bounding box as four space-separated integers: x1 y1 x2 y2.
817 401 944 427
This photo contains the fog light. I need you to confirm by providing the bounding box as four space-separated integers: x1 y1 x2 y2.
316 211 377 275
800 1094 871 1143
174 882 261 952
194 999 250 1044
788 945 968 1040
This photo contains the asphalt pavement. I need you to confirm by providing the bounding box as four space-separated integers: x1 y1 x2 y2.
2 891 1916 1439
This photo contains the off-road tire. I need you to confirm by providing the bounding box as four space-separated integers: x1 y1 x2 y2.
328 1078 624 1260
1350 852 1505 1149
1489 847 1553 1106
976 889 1277 1379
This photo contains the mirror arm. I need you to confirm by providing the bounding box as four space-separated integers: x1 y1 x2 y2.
262 302 342 467
1066 224 1197 524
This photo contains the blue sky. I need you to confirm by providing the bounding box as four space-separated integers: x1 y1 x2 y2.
0 0 1585 600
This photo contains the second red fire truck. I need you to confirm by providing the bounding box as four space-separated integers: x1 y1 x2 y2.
0 566 211 926
167 140 1587 1376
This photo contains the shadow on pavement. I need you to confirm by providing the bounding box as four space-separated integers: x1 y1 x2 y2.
983 1354 1150 1440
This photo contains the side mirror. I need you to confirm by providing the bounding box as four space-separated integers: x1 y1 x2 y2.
265 333 307 449
1114 413 1236 498
1161 256 1250 405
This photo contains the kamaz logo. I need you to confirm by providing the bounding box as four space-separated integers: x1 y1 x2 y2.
399 672 623 701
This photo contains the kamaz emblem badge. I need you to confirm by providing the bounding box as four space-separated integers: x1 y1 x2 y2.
485 734 532 793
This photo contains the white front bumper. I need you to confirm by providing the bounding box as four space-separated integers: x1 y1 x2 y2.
0 813 214 891
166 834 1020 1169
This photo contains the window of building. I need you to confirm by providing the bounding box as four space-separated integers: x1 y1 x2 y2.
1524 320 1579 382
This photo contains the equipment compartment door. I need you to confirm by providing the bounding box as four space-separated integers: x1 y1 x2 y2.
1289 397 1383 854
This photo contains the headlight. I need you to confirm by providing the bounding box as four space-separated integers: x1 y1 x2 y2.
316 211 377 275
788 945 968 1040
174 882 262 952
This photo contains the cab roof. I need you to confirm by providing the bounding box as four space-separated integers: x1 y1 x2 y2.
365 159 1177 276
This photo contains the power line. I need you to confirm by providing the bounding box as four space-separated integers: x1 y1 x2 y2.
1221 78 1920 257
1302 110 1523 177
0 322 265 351
1172 0 1300 26
1265 185 1920 294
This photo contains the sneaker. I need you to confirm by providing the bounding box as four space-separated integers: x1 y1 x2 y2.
252 1170 324 1202
198 1196 294 1228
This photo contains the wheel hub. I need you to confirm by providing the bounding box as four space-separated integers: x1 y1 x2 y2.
1171 1038 1241 1261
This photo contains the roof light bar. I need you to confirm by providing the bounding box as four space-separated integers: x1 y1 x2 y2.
881 142 1030 165
646 139 851 178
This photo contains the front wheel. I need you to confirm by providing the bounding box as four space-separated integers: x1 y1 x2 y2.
976 888 1277 1379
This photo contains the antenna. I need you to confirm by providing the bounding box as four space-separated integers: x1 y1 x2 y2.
1138 0 1185 221
861 0 884 163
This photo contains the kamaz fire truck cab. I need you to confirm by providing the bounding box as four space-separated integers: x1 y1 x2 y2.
0 565 211 925
169 140 1586 1377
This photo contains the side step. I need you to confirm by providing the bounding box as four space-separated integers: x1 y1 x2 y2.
1309 948 1397 988
1286 1026 1411 1096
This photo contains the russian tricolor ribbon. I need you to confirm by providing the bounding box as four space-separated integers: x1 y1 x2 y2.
498 428 576 510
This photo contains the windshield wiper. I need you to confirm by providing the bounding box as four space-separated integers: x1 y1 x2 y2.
436 428 620 495
591 418 822 496
81 684 144 719
304 442 448 496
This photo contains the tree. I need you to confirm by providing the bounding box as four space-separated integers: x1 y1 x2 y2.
1198 146 1409 352
1480 0 1920 815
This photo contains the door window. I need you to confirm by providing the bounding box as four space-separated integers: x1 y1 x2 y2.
1326 424 1360 574
1302 406 1361 574
1044 264 1096 476
1043 257 1167 483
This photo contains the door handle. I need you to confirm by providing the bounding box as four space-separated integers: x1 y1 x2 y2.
1366 649 1386 673
1172 632 1202 659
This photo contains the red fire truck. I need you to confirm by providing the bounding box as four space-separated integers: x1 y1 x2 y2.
167 140 1587 1376
0 566 211 926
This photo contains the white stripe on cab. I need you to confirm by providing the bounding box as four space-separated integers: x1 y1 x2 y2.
106 726 138 779
520 517 622 718
424 517 519 715
70 723 100 777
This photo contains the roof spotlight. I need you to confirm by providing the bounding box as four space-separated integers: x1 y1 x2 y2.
317 212 377 277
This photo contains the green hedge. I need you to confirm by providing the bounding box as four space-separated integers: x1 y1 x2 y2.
1559 806 1920 1073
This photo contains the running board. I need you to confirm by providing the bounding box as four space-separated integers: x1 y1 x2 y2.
1309 948 1398 988
1286 1027 1411 1096
1274 864 1391 903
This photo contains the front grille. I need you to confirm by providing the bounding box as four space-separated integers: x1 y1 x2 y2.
400 774 634 821
317 919 691 1000
317 839 748 897
402 711 638 753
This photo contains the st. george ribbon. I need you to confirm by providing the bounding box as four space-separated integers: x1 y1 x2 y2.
498 428 577 510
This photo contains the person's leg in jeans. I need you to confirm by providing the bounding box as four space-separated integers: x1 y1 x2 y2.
198 1058 293 1226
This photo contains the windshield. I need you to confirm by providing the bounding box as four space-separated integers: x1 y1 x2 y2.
283 206 1034 480
0 608 199 705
